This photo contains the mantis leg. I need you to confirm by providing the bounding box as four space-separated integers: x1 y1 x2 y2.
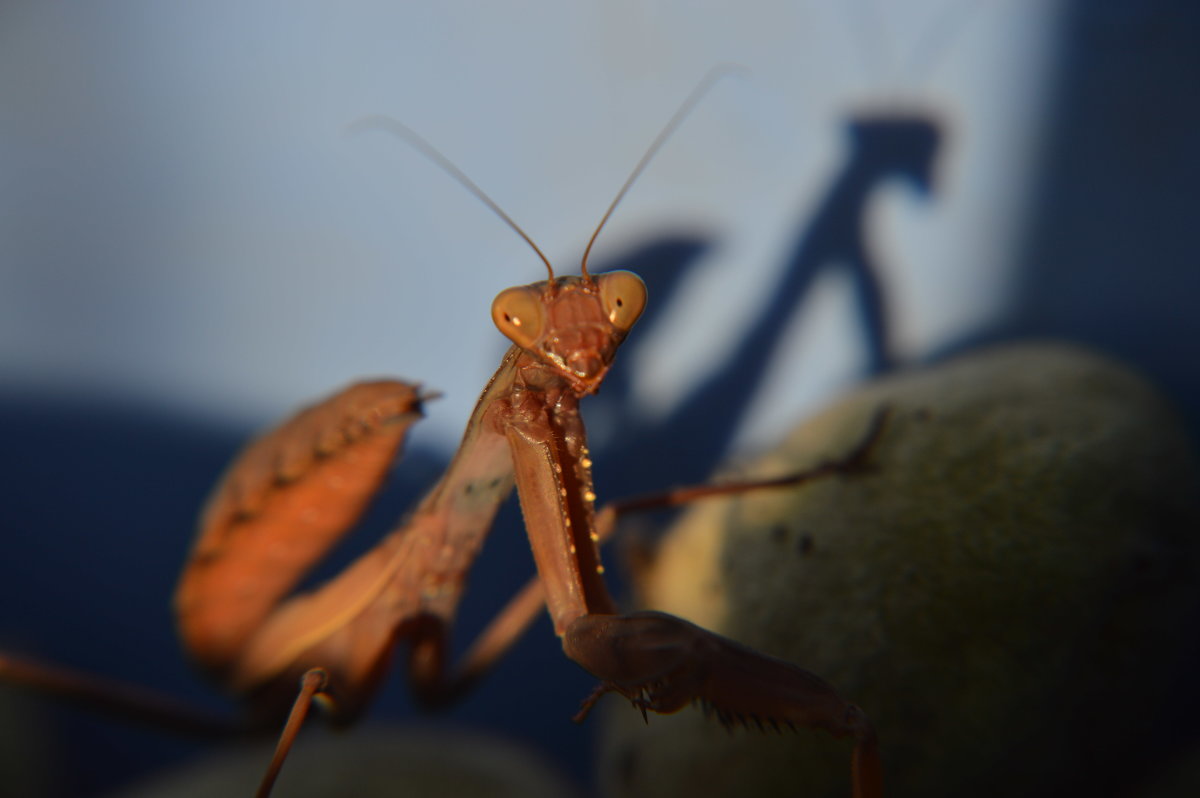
592 403 889 536
414 407 889 712
0 652 239 737
255 668 328 798
406 582 547 709
562 612 882 798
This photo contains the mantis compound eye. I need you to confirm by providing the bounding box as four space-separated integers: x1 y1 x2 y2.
596 270 646 332
491 285 546 349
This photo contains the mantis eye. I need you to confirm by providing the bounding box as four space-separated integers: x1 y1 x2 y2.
597 270 647 331
491 285 545 349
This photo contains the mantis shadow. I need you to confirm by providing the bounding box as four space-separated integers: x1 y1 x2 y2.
592 112 943 502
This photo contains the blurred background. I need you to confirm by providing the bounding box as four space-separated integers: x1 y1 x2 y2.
1 1 1197 795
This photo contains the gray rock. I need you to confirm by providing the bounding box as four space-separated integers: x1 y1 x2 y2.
0 686 51 797
111 724 583 798
601 343 1200 798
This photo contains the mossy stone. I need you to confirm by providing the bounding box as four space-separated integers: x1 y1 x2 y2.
112 725 582 798
602 343 1200 798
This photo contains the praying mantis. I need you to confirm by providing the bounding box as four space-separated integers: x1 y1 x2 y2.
1 76 885 798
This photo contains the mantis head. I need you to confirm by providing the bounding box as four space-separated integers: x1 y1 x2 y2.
491 271 646 394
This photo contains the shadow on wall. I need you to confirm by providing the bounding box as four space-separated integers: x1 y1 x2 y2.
967 0 1200 443
592 114 941 504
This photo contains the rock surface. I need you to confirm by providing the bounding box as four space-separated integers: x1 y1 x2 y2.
600 343 1200 798
0 686 50 797
112 725 583 798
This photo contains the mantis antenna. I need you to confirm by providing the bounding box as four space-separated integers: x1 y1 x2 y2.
579 65 743 280
347 115 557 281
350 65 742 283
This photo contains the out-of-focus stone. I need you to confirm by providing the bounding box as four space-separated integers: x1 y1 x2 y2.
1138 743 1200 798
600 343 1200 798
113 724 583 798
0 685 50 797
